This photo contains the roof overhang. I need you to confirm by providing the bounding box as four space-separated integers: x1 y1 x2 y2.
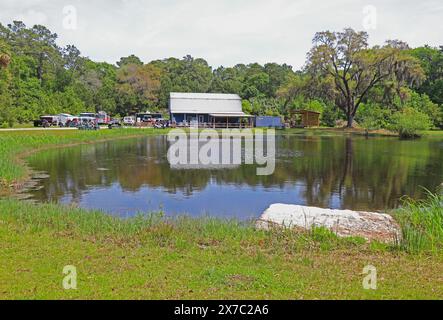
295 110 321 115
170 92 242 100
209 113 254 118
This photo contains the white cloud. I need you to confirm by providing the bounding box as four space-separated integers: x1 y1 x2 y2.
0 0 441 69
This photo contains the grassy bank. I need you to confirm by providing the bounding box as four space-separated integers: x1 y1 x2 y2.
283 127 443 138
283 127 396 137
0 128 165 192
0 128 442 299
1 199 442 299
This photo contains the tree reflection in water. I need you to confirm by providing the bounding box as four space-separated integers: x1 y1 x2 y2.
25 134 443 217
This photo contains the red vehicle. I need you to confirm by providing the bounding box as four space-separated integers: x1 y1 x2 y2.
96 111 111 125
79 111 110 125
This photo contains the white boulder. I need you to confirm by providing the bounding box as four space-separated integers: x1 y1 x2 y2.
257 204 401 243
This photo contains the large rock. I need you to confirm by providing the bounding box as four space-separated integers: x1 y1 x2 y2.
257 204 401 243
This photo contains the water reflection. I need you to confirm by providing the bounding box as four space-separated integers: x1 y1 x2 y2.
25 135 443 218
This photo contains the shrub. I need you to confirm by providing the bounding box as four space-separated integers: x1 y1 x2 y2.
321 104 343 127
399 91 442 128
356 103 392 130
394 192 443 253
390 107 432 138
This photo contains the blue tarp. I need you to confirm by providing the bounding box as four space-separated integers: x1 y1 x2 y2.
255 116 283 128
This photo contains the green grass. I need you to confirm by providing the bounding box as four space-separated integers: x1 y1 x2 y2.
423 129 443 136
0 122 34 129
1 199 442 299
394 192 443 253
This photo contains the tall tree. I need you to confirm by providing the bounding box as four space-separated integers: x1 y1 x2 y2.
152 55 213 108
0 37 13 125
116 63 161 115
411 46 443 105
306 28 424 127
263 62 294 97
117 55 143 67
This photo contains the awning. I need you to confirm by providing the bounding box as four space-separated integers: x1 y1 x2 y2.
209 113 254 118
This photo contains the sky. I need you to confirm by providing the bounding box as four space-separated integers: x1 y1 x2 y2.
1 0 442 70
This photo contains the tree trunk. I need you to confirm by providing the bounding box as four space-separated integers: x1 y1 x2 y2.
346 113 354 128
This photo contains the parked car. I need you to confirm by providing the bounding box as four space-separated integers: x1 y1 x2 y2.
78 116 96 124
154 120 169 129
33 115 57 127
56 113 77 127
78 121 100 131
123 116 136 126
67 118 80 127
79 112 96 119
136 112 163 123
153 119 170 129
78 111 110 125
77 116 99 130
108 119 122 129
96 111 111 125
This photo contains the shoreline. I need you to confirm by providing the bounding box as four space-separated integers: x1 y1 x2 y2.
0 128 170 196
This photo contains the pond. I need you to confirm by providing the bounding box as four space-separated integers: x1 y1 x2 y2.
24 133 443 219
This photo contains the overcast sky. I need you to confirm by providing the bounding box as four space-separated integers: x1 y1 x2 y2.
1 0 442 69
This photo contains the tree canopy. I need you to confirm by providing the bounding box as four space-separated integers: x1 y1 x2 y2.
306 29 425 127
0 22 442 130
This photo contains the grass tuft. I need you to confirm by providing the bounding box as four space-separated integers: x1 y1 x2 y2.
393 191 443 253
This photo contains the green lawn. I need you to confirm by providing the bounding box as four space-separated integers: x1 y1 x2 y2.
1 199 442 299
0 128 442 299
0 122 34 129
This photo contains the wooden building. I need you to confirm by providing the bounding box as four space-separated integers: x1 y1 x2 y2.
295 110 321 127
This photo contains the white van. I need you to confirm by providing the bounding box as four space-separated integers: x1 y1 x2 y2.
123 116 136 126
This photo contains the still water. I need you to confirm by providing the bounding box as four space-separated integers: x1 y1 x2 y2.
24 134 443 219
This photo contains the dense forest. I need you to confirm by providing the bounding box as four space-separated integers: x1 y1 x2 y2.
0 21 442 131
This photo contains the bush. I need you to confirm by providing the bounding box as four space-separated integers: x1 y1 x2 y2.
356 103 392 130
401 91 442 128
390 107 432 138
321 104 343 127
